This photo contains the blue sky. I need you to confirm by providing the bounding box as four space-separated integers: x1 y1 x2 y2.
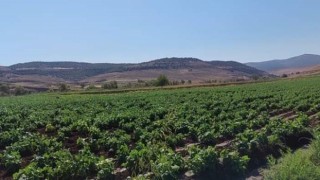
1 0 320 66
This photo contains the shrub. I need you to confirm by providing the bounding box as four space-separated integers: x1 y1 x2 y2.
170 80 180 85
0 150 21 174
187 146 218 174
151 152 184 179
264 133 320 180
14 86 28 96
86 84 97 90
58 83 69 92
13 149 114 180
102 81 118 89
45 124 56 133
155 75 169 86
0 83 10 94
80 83 86 89
264 149 320 180
96 159 114 179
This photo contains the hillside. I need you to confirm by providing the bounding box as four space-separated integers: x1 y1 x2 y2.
83 58 269 83
9 62 129 81
246 54 320 74
0 66 10 72
0 58 269 88
295 65 320 76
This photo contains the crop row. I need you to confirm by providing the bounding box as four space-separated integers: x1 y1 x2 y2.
1 76 320 179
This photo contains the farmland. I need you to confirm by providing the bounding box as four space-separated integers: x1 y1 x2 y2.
1 76 320 179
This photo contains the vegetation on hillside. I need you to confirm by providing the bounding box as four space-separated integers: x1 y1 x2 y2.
0 83 29 96
102 81 118 89
4 58 269 81
155 75 169 86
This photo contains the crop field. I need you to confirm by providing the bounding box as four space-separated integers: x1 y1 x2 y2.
1 76 320 179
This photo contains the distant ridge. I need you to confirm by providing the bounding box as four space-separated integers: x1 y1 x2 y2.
9 61 128 81
246 54 320 74
0 57 270 87
3 57 269 82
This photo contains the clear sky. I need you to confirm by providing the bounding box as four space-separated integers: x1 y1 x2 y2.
1 0 320 66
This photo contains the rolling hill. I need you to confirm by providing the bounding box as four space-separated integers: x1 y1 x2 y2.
82 58 269 84
293 65 320 76
246 54 320 75
0 66 10 72
0 58 270 90
9 62 129 81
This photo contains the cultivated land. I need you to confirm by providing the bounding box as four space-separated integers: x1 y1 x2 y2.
1 75 320 179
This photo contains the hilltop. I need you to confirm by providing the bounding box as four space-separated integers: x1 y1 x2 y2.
246 54 320 75
0 58 270 91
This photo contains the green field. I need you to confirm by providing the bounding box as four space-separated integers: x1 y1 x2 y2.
1 76 320 179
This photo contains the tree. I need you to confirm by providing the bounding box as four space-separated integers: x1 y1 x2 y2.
102 81 118 89
86 84 97 90
80 83 86 89
282 74 288 78
155 75 169 86
252 75 260 81
14 86 28 96
58 83 69 92
181 80 185 84
187 80 192 84
0 83 10 94
170 81 179 85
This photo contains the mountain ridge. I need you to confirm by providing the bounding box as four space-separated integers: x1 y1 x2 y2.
246 54 320 74
3 57 269 81
0 58 270 90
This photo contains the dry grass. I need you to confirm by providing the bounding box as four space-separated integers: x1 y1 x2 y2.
81 68 251 84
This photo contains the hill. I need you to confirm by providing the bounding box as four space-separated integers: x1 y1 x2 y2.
0 58 269 88
294 65 320 76
9 62 129 81
246 54 320 75
0 66 10 72
80 58 270 83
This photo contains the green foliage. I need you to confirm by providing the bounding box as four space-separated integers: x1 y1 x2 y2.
86 84 97 90
264 146 320 180
102 81 118 89
0 150 21 174
151 151 184 179
58 83 69 92
0 83 10 95
45 124 56 133
310 133 320 166
80 83 86 89
1 75 320 179
155 75 169 86
187 146 218 174
96 159 114 179
13 149 114 180
219 150 249 177
264 131 320 180
14 86 29 96
125 143 158 174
